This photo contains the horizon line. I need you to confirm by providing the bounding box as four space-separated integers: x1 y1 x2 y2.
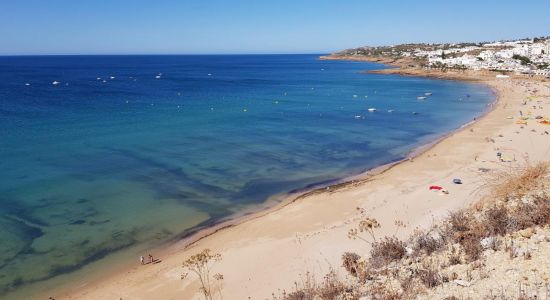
0 52 332 57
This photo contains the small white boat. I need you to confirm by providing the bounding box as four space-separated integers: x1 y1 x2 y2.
354 115 362 119
367 108 376 112
110 76 115 80
207 73 212 76
352 95 358 98
424 92 432 96
417 96 427 100
388 109 394 113
25 83 31 86
97 77 101 80
52 81 60 85
155 75 161 79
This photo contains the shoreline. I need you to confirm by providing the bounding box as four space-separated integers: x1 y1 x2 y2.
40 57 550 299
167 59 501 253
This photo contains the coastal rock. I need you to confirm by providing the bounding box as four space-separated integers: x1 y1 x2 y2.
480 236 497 250
454 279 471 287
519 228 535 238
533 234 548 243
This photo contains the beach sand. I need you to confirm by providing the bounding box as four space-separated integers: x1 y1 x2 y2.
52 66 550 299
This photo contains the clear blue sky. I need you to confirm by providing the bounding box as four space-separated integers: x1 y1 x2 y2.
1 0 549 55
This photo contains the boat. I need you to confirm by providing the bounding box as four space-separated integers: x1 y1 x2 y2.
25 83 30 86
424 92 432 96
387 109 394 113
109 76 115 80
417 96 427 100
52 81 60 85
367 108 376 112
155 75 161 79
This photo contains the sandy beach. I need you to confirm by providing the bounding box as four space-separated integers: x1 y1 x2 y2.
52 63 550 300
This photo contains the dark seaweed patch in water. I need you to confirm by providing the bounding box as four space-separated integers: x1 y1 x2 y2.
0 228 139 297
69 219 86 225
48 230 138 278
229 178 299 203
0 199 49 227
89 219 110 226
103 146 231 196
76 198 89 204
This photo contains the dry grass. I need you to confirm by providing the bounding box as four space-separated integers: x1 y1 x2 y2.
411 229 445 257
369 237 406 268
481 161 549 203
272 269 352 300
416 261 441 289
484 205 509 236
341 252 361 278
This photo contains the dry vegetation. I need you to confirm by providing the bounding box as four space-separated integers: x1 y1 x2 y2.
273 162 550 299
181 249 224 300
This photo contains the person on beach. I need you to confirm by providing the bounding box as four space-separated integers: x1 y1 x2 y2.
149 253 153 264
140 255 144 265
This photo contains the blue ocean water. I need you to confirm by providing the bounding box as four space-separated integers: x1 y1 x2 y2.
0 54 492 297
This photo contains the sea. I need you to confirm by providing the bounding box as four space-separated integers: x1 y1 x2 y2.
0 54 493 298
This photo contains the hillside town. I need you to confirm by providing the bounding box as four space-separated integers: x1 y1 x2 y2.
334 37 550 76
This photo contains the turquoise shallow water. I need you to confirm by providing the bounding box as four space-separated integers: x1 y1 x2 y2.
0 54 493 297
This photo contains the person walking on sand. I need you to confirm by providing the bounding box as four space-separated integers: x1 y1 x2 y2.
140 255 144 265
149 253 153 264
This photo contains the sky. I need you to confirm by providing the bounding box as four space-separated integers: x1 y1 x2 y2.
1 0 549 55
